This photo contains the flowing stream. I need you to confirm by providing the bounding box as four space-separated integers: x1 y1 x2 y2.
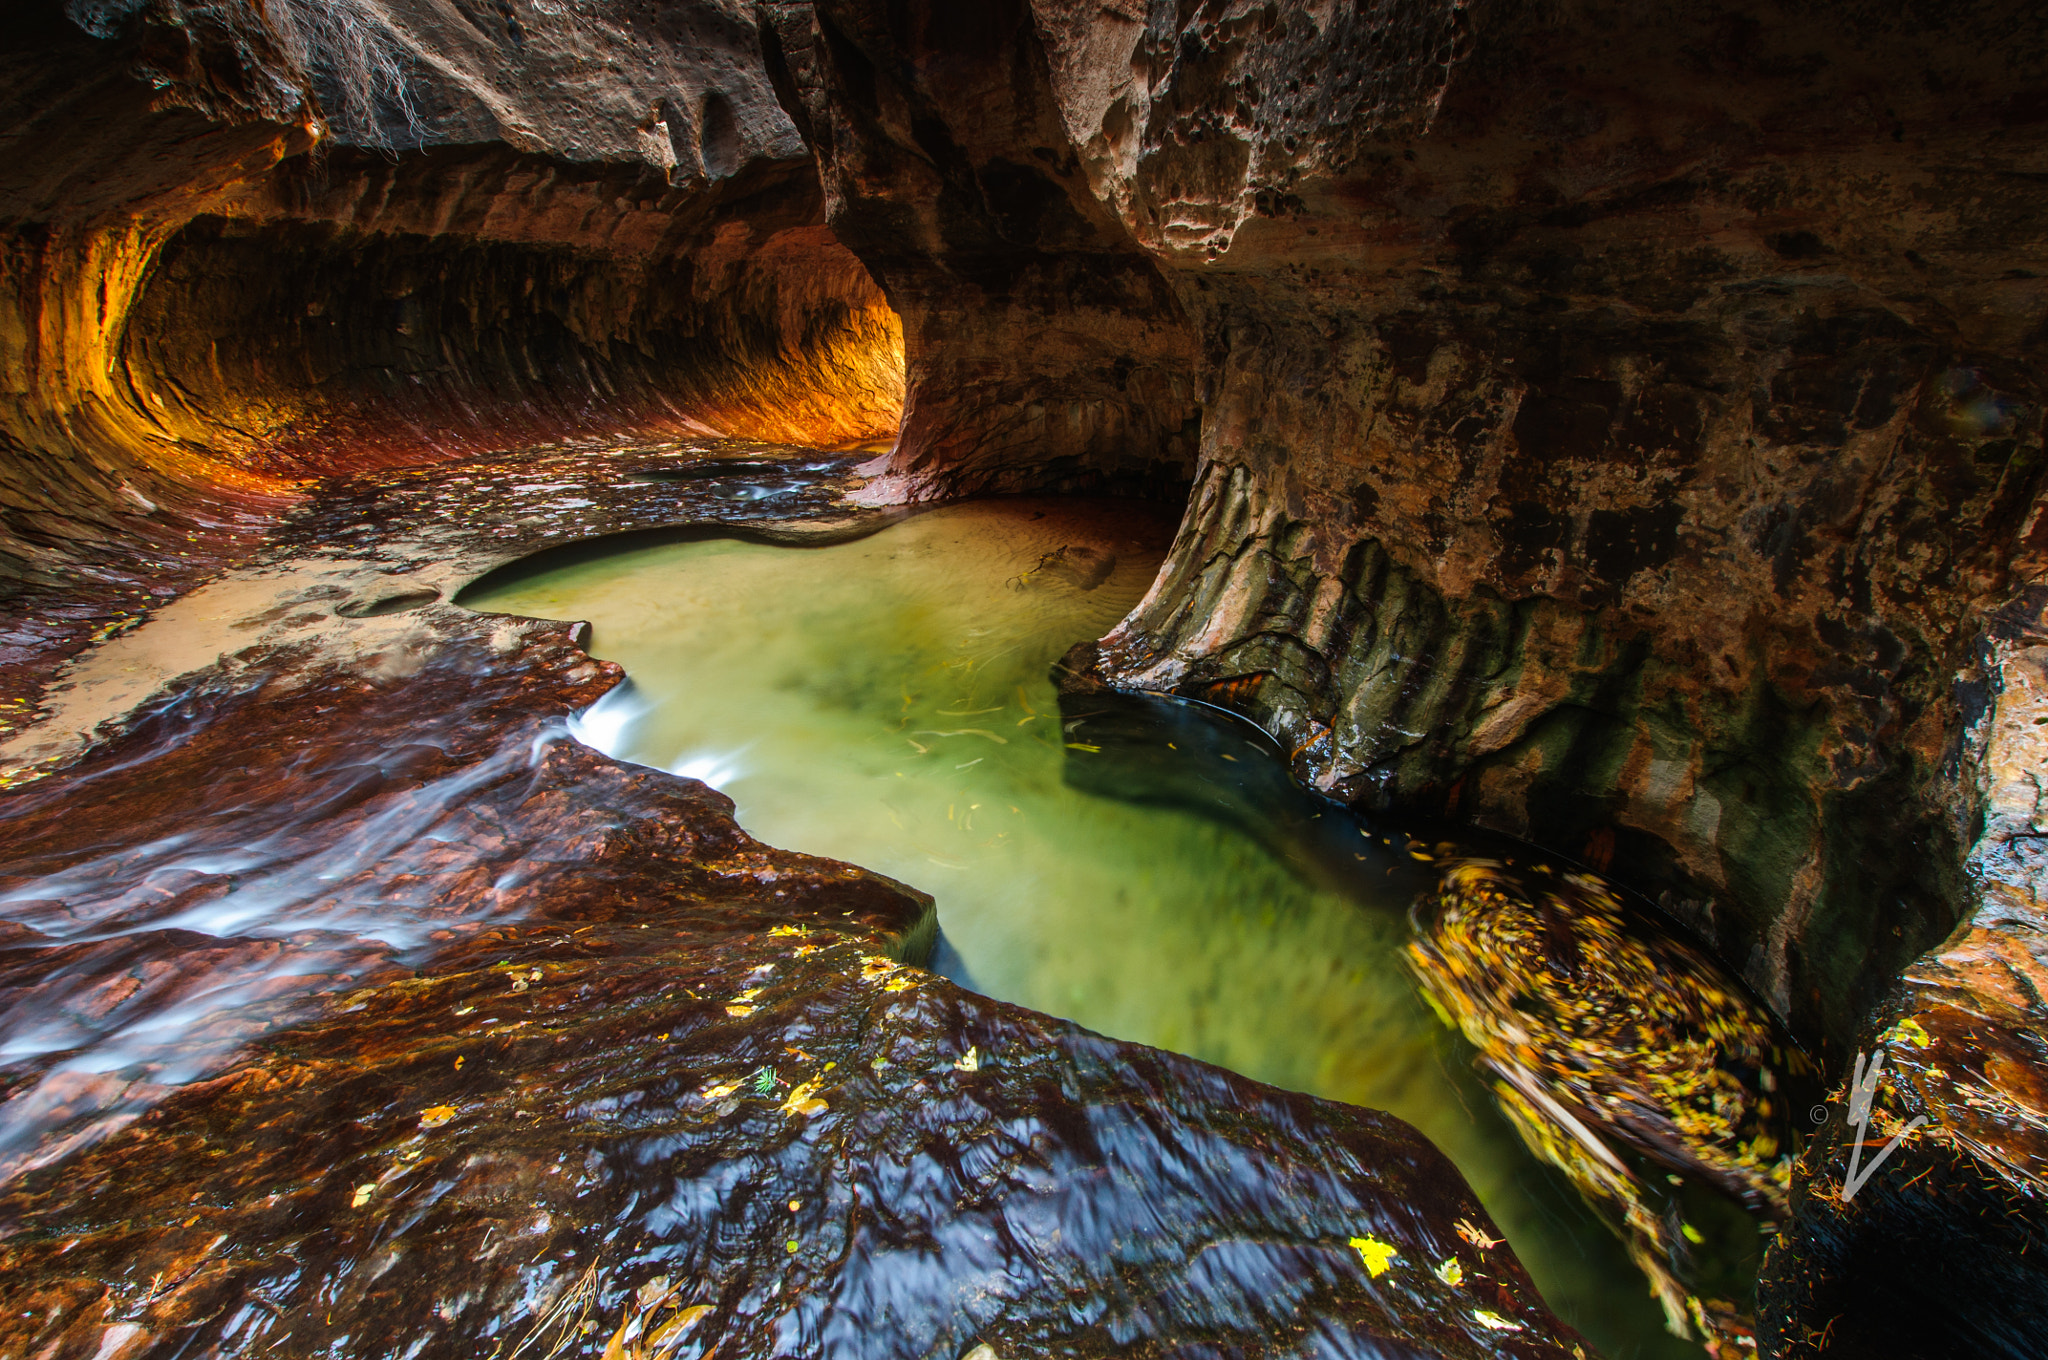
463 496 1753 1357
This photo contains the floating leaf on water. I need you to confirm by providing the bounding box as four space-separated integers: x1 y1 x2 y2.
730 988 763 1004
961 1346 999 1360
1471 1309 1522 1333
769 925 804 938
1680 1222 1705 1245
419 1105 457 1130
724 1004 757 1017
1434 1257 1464 1287
882 975 915 993
699 1080 741 1101
1349 1235 1398 1277
954 1046 981 1072
351 1183 376 1208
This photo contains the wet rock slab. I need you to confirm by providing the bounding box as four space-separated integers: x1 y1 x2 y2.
0 447 1587 1358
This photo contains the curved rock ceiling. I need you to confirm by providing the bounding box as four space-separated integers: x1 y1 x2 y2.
2 0 2046 1356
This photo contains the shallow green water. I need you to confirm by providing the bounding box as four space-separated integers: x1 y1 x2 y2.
464 498 1737 1357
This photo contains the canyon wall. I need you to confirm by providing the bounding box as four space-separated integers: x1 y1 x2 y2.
4 0 2047 1351
764 2 2048 1347
777 0 2048 1056
0 0 901 721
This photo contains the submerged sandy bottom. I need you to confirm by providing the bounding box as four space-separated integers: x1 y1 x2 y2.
466 498 1746 1357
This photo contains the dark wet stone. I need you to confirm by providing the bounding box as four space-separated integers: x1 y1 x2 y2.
0 450 1588 1358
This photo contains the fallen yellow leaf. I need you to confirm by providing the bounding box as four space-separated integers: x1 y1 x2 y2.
780 1076 829 1119
1882 1016 1931 1048
1349 1235 1397 1277
351 1183 376 1208
1434 1257 1464 1287
645 1305 713 1350
418 1105 457 1130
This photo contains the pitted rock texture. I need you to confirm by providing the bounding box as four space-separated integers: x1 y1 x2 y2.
0 449 1587 1360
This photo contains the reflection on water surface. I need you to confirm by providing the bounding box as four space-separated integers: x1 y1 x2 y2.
465 497 1740 1358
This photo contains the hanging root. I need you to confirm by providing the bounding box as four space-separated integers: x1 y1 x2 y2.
264 0 425 147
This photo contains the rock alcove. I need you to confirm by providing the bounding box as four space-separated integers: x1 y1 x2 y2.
2 2 2046 1358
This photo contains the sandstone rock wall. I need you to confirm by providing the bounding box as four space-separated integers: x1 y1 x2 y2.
0 0 901 727
761 0 1202 499
761 7 2048 1344
774 0 2048 1060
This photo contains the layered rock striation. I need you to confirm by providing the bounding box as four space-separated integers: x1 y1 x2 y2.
763 2 2048 1348
781 0 2048 1055
0 0 902 722
7 0 2048 1354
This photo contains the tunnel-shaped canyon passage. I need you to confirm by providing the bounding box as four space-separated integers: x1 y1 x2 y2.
4 2 2048 1359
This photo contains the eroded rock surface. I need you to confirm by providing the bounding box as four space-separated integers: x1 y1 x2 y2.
786 0 2048 1053
0 449 1587 1359
0 0 901 725
756 2 2048 1348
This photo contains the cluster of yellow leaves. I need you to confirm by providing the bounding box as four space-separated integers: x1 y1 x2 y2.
859 955 917 993
1881 1016 1931 1049
601 1276 713 1360
1406 855 1801 1345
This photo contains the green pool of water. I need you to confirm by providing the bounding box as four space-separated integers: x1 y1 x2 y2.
463 497 1746 1357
